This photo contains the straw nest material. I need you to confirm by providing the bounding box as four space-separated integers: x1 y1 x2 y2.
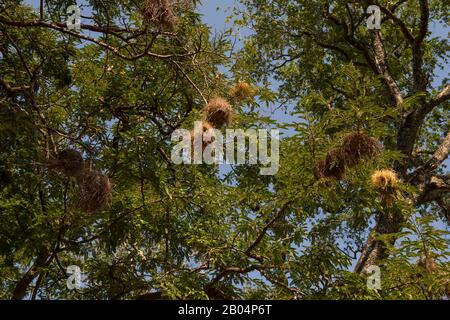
371 169 399 206
75 169 112 214
312 132 382 182
371 169 398 192
203 97 233 128
324 149 346 180
313 149 346 181
313 159 327 180
142 0 177 29
340 132 381 166
229 82 257 102
47 149 84 177
191 121 215 145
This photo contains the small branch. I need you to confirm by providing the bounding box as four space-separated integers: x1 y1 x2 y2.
0 17 197 61
244 201 291 256
412 132 450 184
169 59 208 105
205 265 265 290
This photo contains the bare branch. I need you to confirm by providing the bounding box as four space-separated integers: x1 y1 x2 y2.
415 174 450 205
0 16 195 61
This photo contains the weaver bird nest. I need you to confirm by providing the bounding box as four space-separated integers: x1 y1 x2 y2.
313 132 382 181
48 148 112 213
47 149 84 177
203 97 233 128
313 159 327 180
191 121 215 146
324 149 346 180
229 82 257 102
142 0 177 29
340 132 381 166
313 149 346 180
76 169 112 214
371 169 398 192
371 169 399 206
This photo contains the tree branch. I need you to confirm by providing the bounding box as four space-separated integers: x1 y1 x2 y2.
422 84 450 115
372 31 404 106
0 77 30 94
244 201 291 256
411 131 450 184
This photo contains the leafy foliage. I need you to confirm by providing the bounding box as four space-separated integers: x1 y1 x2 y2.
0 0 448 300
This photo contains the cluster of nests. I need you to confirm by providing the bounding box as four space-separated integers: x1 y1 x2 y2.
141 0 180 29
191 82 257 154
313 132 382 181
312 133 404 206
47 149 112 214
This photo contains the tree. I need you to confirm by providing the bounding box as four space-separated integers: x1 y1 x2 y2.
0 0 448 300
233 0 449 298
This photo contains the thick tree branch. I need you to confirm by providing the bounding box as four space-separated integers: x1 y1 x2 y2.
411 131 450 184
421 84 450 116
415 174 450 205
12 248 52 300
354 209 404 274
416 0 429 47
372 31 404 106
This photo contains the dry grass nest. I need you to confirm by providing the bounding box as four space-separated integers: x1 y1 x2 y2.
371 169 398 192
313 149 346 181
371 169 399 206
340 132 381 166
313 132 382 182
47 149 84 177
203 97 233 128
229 82 257 102
142 0 177 29
324 149 346 180
76 170 112 214
313 159 327 180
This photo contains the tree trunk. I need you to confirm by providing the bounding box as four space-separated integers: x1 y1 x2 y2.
12 249 51 300
354 209 404 273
